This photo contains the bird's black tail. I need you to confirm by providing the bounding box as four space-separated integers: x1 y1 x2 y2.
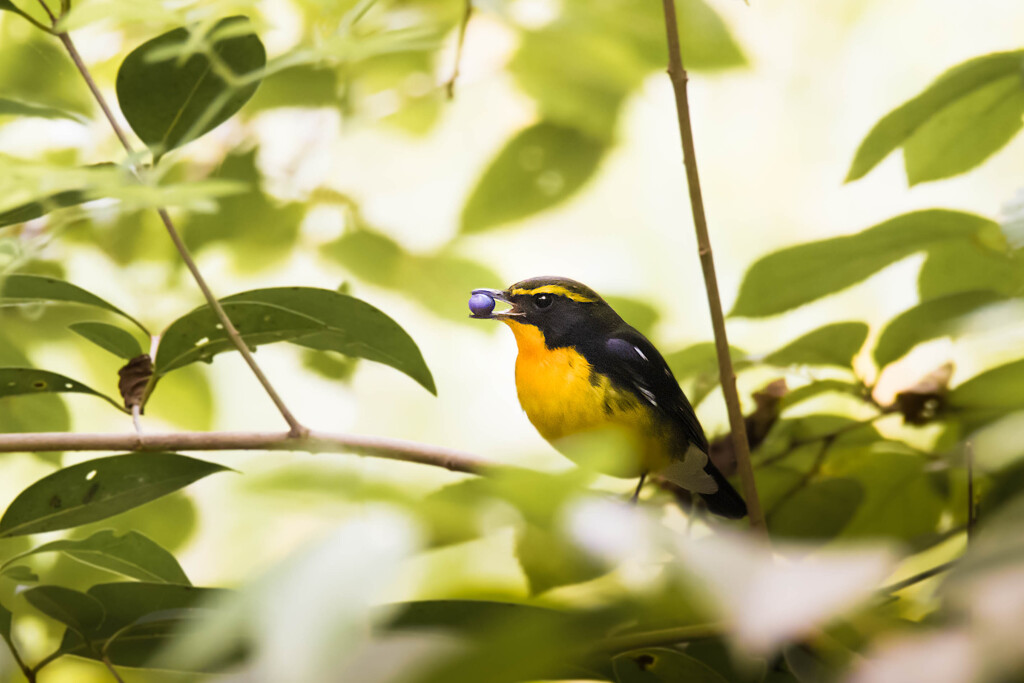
700 463 747 519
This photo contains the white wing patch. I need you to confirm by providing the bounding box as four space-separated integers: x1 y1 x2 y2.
634 346 648 361
638 387 658 407
659 443 718 494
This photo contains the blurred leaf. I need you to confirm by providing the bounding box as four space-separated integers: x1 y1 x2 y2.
247 64 339 111
0 1 36 23
223 287 436 394
764 322 868 368
2 529 190 584
605 296 660 338
768 478 864 540
58 582 228 668
0 452 230 537
183 148 304 271
69 321 144 360
0 273 146 332
0 33 92 117
0 367 123 411
0 98 88 122
731 210 1001 317
917 241 1023 300
835 452 944 540
779 380 864 410
116 16 267 159
1 565 38 582
874 291 1004 368
153 300 324 375
322 227 503 325
949 358 1024 412
0 599 11 652
847 51 1024 184
516 523 607 596
664 342 748 405
76 492 198 556
460 122 606 233
144 364 216 431
24 585 105 635
613 648 729 683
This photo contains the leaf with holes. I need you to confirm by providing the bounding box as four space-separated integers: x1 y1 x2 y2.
222 287 436 394
764 322 868 368
154 301 324 376
117 16 266 159
613 648 729 683
24 585 105 636
0 368 124 412
731 210 1001 317
847 50 1024 184
0 453 230 537
0 274 146 332
460 122 606 233
2 529 190 585
69 322 144 360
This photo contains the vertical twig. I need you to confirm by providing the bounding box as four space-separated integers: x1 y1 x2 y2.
659 0 765 531
445 0 473 99
966 440 976 544
36 2 306 437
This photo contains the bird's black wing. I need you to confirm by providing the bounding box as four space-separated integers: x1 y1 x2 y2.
590 327 709 453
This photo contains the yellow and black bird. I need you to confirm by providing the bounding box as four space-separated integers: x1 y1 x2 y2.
470 276 747 519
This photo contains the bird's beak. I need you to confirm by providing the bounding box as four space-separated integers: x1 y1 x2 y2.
470 288 523 320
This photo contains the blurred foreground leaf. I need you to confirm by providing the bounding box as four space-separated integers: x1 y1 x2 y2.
516 523 607 596
764 322 868 368
461 122 606 233
0 453 230 537
613 648 729 683
117 16 266 159
2 529 190 584
731 210 1000 317
0 97 87 122
847 50 1024 184
768 478 864 540
24 585 105 635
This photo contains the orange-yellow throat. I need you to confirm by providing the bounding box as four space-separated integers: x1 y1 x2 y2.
503 320 674 478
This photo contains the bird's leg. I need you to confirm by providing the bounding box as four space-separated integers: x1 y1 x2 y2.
630 472 648 504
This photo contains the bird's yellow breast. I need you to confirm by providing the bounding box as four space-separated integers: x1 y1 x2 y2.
503 320 673 477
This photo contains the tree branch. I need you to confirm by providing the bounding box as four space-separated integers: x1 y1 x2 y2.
40 5 306 437
444 0 473 99
0 430 498 475
596 623 722 653
659 0 765 531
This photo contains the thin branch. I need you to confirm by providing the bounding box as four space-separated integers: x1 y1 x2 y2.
0 430 498 475
966 440 976 544
659 0 765 531
596 623 722 653
444 0 473 99
878 559 957 595
41 9 306 437
101 655 126 683
2 634 34 683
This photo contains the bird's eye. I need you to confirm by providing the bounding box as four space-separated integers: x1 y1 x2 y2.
533 294 553 309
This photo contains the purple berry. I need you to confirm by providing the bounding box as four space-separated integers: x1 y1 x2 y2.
469 292 495 317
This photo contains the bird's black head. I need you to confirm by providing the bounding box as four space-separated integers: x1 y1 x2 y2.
471 276 624 348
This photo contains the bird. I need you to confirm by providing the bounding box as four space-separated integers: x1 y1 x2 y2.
469 276 747 519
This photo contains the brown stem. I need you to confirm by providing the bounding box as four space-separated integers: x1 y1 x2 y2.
43 11 306 437
596 623 722 653
444 0 473 99
659 0 765 531
966 440 975 544
879 560 957 595
0 429 498 475
101 655 126 683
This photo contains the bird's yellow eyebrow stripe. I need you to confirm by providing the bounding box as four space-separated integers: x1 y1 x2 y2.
509 285 597 303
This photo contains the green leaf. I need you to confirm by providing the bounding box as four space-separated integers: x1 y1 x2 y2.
0 98 88 122
847 51 1024 184
0 599 12 647
768 478 864 540
0 453 230 537
730 210 1000 317
949 358 1024 411
613 648 730 683
460 122 606 233
516 524 607 596
153 301 324 375
222 287 436 394
3 529 190 585
780 380 864 410
183 148 304 271
0 35 93 118
604 296 660 338
0 188 93 228
764 322 868 368
874 291 1004 368
918 241 1023 300
116 16 267 159
1 565 38 582
69 322 144 360
24 585 105 636
664 342 748 405
0 273 146 332
0 368 123 411
58 582 228 668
